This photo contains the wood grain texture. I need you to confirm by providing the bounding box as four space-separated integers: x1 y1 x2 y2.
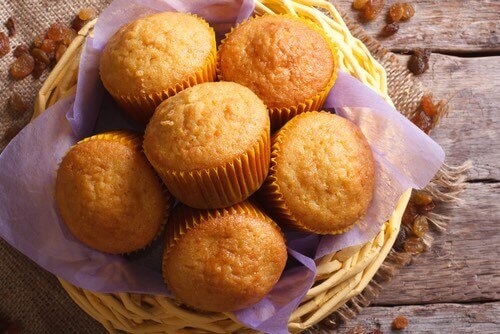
337 302 500 333
334 0 500 53
364 55 500 305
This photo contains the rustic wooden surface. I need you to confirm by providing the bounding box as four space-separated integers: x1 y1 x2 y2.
334 1 500 332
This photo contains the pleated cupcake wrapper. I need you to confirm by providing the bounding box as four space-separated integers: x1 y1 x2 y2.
75 131 173 253
259 112 357 235
217 14 340 131
163 201 280 258
156 129 271 210
107 16 218 123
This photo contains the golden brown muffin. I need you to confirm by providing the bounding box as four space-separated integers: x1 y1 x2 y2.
55 131 171 254
219 15 338 129
100 12 216 123
143 81 271 209
260 112 375 234
163 201 287 312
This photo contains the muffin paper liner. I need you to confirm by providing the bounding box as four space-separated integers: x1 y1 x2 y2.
0 1 444 333
155 129 270 209
66 130 173 253
218 14 340 131
106 17 217 123
259 112 359 235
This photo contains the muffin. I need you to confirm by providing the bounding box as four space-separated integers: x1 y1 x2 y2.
218 15 338 129
163 201 287 312
143 81 270 209
260 112 375 234
55 131 171 254
100 12 216 123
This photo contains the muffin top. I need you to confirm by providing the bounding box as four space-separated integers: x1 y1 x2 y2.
219 15 336 108
55 134 169 254
164 202 287 312
100 12 215 97
274 112 375 234
144 81 269 171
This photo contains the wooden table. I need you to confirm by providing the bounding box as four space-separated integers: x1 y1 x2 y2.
333 1 500 332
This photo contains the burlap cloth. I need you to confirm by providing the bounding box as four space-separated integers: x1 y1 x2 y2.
0 1 468 333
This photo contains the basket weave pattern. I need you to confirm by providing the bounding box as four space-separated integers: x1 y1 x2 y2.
33 1 410 332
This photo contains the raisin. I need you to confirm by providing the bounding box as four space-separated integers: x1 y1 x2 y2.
412 216 429 238
382 23 399 36
411 111 433 133
9 53 35 80
7 92 27 115
40 39 56 59
411 190 433 206
78 7 97 21
55 44 67 62
392 315 409 330
47 22 67 42
401 3 415 21
363 0 385 21
13 45 29 57
0 32 10 57
33 33 45 48
71 17 87 32
388 3 404 23
31 48 50 65
33 59 47 79
5 17 16 37
421 94 438 117
348 325 366 334
353 0 369 10
393 228 407 251
403 237 425 254
62 28 77 46
419 201 436 213
402 201 418 225
408 48 431 75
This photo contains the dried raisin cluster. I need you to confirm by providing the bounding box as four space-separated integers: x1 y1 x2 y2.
2 8 97 81
352 1 415 37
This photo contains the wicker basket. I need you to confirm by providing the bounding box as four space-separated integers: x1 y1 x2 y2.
32 0 412 332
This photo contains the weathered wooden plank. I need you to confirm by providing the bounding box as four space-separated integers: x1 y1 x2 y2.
395 54 500 181
336 302 500 333
368 54 500 305
374 182 500 305
334 0 500 53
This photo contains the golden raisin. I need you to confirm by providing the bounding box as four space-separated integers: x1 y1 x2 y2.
419 201 436 213
403 237 425 254
401 3 415 21
7 92 27 115
78 7 97 21
411 190 433 206
33 34 45 48
0 32 10 57
411 111 432 133
353 0 369 10
393 228 407 251
392 315 409 330
5 17 16 37
47 22 67 42
31 48 50 65
9 53 35 80
13 45 29 57
412 216 429 238
421 94 438 117
62 28 77 46
408 48 431 75
55 44 67 62
388 3 404 23
40 39 56 59
402 201 418 225
364 0 385 21
382 23 399 36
